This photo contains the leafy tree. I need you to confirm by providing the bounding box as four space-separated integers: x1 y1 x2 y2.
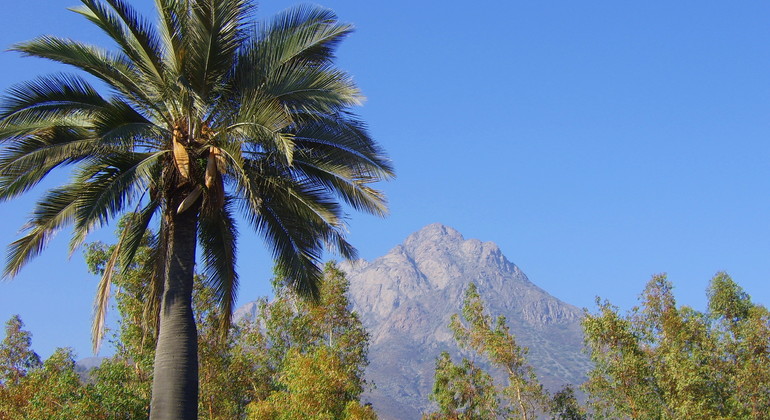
425 351 498 419
0 0 392 417
0 344 107 420
583 273 770 420
0 316 41 386
246 262 374 418
549 385 586 420
447 283 549 420
0 316 42 418
247 347 376 420
260 263 370 387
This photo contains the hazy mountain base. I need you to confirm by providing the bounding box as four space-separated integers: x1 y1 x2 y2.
240 224 591 419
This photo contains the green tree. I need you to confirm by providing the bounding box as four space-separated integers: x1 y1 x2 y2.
0 342 108 420
0 316 41 386
0 316 42 418
448 283 549 420
246 262 373 417
0 0 392 417
583 273 770 420
247 346 376 420
549 385 586 420
425 351 499 420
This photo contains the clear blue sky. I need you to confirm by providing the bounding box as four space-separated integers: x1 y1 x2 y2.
1 1 769 359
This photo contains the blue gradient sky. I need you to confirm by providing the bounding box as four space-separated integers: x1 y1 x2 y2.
1 1 769 359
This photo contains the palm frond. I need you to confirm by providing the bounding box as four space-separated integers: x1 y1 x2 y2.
198 196 238 337
292 154 389 218
255 198 324 300
0 74 108 128
154 0 188 79
252 5 352 70
263 63 363 114
92 98 163 150
12 36 165 121
186 0 253 100
69 151 164 252
91 200 160 353
292 113 394 179
118 197 161 271
0 129 100 202
91 227 124 353
4 185 80 278
72 0 166 90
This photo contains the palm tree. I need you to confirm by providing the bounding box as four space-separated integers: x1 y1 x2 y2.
0 0 393 418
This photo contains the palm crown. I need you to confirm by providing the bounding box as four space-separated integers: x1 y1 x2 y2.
0 0 391 417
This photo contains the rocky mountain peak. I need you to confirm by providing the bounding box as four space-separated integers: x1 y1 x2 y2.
338 224 590 418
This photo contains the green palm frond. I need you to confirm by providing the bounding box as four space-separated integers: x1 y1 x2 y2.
253 5 352 69
4 185 81 278
118 198 161 271
12 36 165 120
0 74 108 128
0 129 99 201
226 93 295 161
292 113 394 178
255 198 324 300
198 196 238 336
69 151 164 252
154 0 189 79
292 155 388 218
92 99 163 150
73 0 166 90
186 0 253 100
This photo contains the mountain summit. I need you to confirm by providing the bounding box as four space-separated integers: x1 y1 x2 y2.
340 223 590 419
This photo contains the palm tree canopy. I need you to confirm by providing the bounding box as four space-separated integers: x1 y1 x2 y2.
0 0 393 350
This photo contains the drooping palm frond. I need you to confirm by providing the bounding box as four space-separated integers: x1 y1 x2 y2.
69 151 164 251
0 129 98 201
91 199 161 353
0 74 108 128
198 196 238 336
4 185 81 278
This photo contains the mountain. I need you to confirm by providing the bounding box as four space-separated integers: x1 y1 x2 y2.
236 223 591 419
339 224 590 419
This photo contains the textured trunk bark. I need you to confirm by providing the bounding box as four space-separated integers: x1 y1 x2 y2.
149 206 199 420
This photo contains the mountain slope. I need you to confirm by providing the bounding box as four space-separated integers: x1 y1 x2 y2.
340 223 590 419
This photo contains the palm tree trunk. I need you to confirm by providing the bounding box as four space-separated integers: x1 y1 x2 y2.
150 206 199 419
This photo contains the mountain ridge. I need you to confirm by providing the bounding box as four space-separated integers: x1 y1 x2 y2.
341 223 589 418
238 223 591 419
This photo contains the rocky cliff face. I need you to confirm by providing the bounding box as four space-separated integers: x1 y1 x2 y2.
340 224 590 419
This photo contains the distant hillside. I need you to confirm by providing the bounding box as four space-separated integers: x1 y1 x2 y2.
238 223 591 419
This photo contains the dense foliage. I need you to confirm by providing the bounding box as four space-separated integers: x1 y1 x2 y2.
0 246 374 419
583 273 770 420
426 283 583 420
